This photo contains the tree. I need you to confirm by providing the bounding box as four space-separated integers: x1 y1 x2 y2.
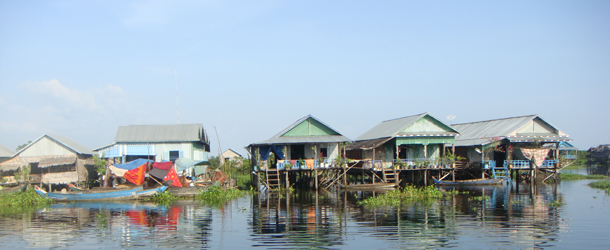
16 141 32 151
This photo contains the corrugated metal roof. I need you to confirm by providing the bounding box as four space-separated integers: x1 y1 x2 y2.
355 113 458 141
115 124 209 143
255 135 351 145
47 134 93 155
0 144 14 158
14 134 92 156
345 137 393 150
251 115 350 145
451 115 571 146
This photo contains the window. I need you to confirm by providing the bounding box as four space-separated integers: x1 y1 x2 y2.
320 148 327 158
169 151 180 162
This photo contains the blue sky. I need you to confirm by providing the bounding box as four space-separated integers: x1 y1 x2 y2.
1 0 609 155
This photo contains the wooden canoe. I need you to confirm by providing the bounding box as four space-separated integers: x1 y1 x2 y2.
341 183 398 190
432 177 505 186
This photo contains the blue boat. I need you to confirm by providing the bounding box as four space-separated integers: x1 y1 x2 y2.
34 184 168 201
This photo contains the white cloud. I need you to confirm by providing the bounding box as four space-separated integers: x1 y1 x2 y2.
0 79 136 149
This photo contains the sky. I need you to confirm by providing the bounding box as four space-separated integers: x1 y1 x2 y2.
1 0 609 156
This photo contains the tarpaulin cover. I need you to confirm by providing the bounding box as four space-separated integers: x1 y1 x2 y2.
175 158 204 172
259 146 272 160
149 168 169 179
259 145 285 160
113 159 153 170
108 165 129 177
194 165 207 176
153 161 173 170
124 163 147 185
272 145 285 159
164 166 182 187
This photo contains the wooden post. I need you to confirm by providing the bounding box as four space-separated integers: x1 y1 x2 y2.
424 169 427 186
452 144 456 169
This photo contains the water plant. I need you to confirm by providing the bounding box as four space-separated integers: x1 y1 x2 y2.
0 188 53 216
147 191 179 205
549 200 564 208
588 180 610 194
358 185 458 208
560 173 607 181
195 186 246 205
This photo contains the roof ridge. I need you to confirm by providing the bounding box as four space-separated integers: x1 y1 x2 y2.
382 112 427 122
452 114 537 126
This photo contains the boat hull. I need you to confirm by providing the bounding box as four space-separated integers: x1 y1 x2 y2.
342 183 397 190
432 178 505 186
34 185 168 201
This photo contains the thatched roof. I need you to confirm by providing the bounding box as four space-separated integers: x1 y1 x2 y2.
41 171 78 184
0 157 26 171
38 156 77 168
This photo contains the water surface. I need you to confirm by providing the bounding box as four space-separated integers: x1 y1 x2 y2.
1 179 609 249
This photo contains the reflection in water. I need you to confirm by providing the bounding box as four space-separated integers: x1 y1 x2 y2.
1 180 607 249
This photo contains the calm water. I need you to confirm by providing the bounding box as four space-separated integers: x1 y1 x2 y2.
1 177 609 249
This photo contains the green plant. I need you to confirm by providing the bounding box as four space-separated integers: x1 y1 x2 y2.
15 165 30 182
549 200 564 208
195 186 246 206
92 155 108 175
148 191 178 205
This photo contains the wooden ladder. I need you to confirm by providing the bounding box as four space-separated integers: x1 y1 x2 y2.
266 168 280 190
383 169 398 183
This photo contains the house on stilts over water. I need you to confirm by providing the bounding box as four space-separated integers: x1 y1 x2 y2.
344 113 461 186
0 134 94 190
450 115 572 182
247 115 350 190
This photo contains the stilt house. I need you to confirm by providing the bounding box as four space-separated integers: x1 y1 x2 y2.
248 115 350 170
0 134 93 187
346 113 460 169
450 115 572 170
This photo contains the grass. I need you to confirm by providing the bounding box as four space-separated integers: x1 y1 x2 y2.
195 186 247 205
560 173 607 181
358 185 459 208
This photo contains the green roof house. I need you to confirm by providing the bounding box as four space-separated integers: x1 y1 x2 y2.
346 113 460 169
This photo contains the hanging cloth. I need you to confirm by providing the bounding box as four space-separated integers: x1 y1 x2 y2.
520 148 551 167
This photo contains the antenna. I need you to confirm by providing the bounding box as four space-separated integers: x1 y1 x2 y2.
447 115 456 125
175 70 180 124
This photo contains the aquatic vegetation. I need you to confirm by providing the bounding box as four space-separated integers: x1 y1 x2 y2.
195 186 247 205
148 191 179 205
549 200 564 208
468 195 490 201
0 188 53 207
0 188 53 215
588 180 610 194
560 173 607 181
358 185 457 208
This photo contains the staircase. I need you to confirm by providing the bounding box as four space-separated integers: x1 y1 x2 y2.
383 169 398 183
491 164 509 180
266 168 280 190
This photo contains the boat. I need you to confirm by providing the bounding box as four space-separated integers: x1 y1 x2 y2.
341 182 398 190
432 177 505 186
34 184 169 201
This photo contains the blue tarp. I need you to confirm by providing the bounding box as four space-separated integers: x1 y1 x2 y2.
112 159 153 170
259 145 285 160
